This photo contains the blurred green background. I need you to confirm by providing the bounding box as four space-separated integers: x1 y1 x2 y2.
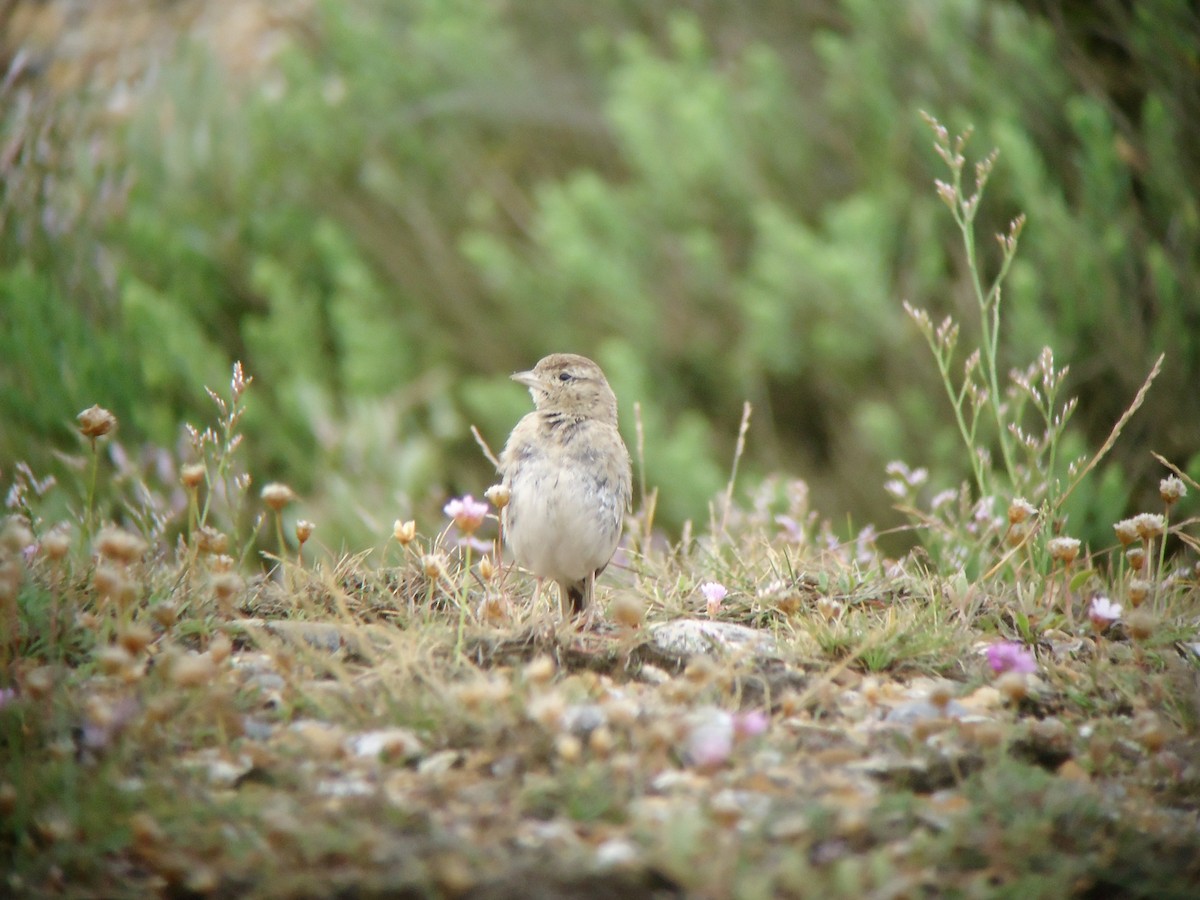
1 0 1197 552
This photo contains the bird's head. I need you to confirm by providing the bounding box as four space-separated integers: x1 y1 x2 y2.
512 353 619 425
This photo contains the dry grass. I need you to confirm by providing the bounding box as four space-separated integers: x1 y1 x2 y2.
2 387 1200 897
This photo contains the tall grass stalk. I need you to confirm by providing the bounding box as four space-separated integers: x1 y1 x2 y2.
909 113 1025 507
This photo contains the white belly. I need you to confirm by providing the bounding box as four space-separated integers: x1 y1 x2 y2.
505 467 623 583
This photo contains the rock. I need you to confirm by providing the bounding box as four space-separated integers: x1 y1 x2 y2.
648 619 779 661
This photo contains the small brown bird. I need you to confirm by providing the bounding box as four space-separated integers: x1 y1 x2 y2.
500 353 632 618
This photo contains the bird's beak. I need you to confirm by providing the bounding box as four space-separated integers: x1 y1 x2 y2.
511 369 540 389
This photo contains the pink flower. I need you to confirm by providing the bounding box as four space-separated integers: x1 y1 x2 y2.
986 641 1037 675
733 710 769 739
699 582 727 617
443 495 489 535
684 708 768 769
774 515 805 543
1088 596 1122 629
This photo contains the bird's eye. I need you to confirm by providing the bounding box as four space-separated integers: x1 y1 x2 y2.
558 372 572 382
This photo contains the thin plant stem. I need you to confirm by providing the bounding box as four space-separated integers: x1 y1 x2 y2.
274 512 287 566
84 437 99 544
949 160 1019 488
719 402 753 535
1061 566 1073 630
1058 354 1163 510
456 545 473 657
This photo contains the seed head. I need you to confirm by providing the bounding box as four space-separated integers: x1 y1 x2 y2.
261 483 297 512
181 464 206 490
393 520 417 545
151 602 178 629
928 681 955 710
92 564 125 599
42 528 71 562
1126 547 1146 571
1007 498 1036 524
1113 518 1139 547
1127 579 1150 608
129 812 165 852
816 597 843 621
94 527 147 565
208 632 233 665
0 560 21 606
1007 521 1030 548
195 526 229 556
484 484 510 509
477 592 509 624
609 593 644 629
22 666 56 702
1133 711 1169 753
210 572 244 607
524 655 556 685
295 520 315 545
1 519 34 555
1133 512 1165 540
117 623 155 656
995 670 1030 703
684 655 717 685
588 725 615 757
0 783 17 816
96 644 136 677
1159 475 1187 506
170 651 218 688
1124 609 1155 642
421 554 445 578
77 405 117 439
1047 536 1081 565
555 733 583 763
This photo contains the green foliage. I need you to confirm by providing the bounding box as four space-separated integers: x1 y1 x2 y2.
2 0 1197 554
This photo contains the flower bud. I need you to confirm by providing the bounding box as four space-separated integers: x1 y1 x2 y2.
181 464 206 490
77 405 117 439
295 520 315 545
261 483 297 512
1159 476 1186 506
1047 536 1081 565
1007 498 1036 524
484 484 511 509
393 520 417 545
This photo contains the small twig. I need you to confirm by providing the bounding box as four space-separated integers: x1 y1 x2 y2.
1058 353 1164 508
471 424 501 470
981 519 1041 581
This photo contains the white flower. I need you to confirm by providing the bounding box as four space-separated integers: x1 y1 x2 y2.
1088 596 1122 627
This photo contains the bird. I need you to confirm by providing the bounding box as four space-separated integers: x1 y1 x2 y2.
499 353 632 619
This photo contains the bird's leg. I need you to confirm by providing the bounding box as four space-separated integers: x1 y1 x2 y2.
556 580 574 621
554 574 594 624
582 570 595 612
